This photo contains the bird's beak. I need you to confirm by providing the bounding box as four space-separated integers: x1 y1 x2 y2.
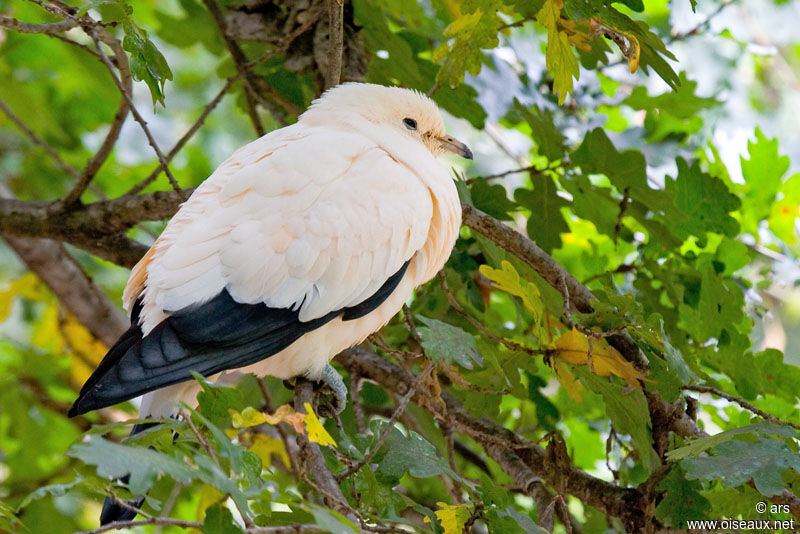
437 135 473 160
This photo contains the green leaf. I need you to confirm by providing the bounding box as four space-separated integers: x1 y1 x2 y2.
769 173 800 244
17 475 89 510
514 102 567 160
564 0 680 88
573 128 672 216
624 73 719 118
67 435 198 495
376 423 456 482
655 466 711 527
194 372 246 428
311 507 359 534
434 3 503 86
577 368 661 472
740 128 791 236
416 315 484 368
682 436 800 496
504 506 549 533
678 265 744 343
536 0 579 104
470 178 516 221
666 422 799 461
665 158 741 239
121 20 173 107
202 504 245 534
515 174 569 254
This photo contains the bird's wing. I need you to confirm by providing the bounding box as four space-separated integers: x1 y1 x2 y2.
148 127 432 320
70 128 434 415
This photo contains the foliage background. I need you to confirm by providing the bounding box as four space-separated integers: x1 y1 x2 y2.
1 0 800 532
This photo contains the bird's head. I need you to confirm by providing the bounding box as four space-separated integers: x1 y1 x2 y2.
302 83 473 160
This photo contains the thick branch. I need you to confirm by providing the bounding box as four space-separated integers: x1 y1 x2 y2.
324 0 344 89
292 380 354 519
0 14 76 34
3 236 128 345
462 204 593 313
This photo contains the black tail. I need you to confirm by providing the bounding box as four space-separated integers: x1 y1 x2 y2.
100 490 141 525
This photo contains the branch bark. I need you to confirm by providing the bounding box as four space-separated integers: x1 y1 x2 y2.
292 380 355 520
324 0 344 89
0 14 77 34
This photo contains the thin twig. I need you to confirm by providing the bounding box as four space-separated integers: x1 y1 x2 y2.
48 32 103 59
184 411 220 464
437 271 547 359
74 517 203 534
557 273 626 340
668 0 736 43
62 27 131 205
612 187 630 242
683 385 800 431
0 96 80 178
124 76 236 196
324 0 344 89
201 0 285 129
336 361 435 480
89 29 185 198
466 163 555 185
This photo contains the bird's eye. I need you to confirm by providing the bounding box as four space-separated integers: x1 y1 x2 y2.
403 117 418 130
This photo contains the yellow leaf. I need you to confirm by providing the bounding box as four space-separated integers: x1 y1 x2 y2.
0 273 48 322
536 0 580 104
32 302 63 353
479 261 561 344
229 406 267 428
250 434 290 469
555 328 651 387
265 404 306 433
553 359 584 402
61 313 108 386
424 502 471 534
196 484 225 521
479 261 541 316
303 402 337 447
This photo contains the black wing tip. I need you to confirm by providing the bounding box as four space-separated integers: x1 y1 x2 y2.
67 403 80 418
68 391 101 418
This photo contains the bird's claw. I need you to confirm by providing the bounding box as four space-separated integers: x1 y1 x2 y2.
316 363 347 418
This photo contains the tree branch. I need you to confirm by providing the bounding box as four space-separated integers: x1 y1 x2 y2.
337 346 649 530
3 236 128 345
0 190 186 266
324 0 344 89
89 29 185 198
201 0 286 129
0 96 81 178
292 380 354 519
0 14 77 34
62 27 132 205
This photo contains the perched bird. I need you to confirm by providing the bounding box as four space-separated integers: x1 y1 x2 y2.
68 83 471 522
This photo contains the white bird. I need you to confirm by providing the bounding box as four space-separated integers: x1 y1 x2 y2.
69 82 470 424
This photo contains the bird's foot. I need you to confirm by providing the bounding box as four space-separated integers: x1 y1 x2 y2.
315 364 348 418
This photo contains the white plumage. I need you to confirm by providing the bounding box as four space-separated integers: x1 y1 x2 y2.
74 83 470 419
